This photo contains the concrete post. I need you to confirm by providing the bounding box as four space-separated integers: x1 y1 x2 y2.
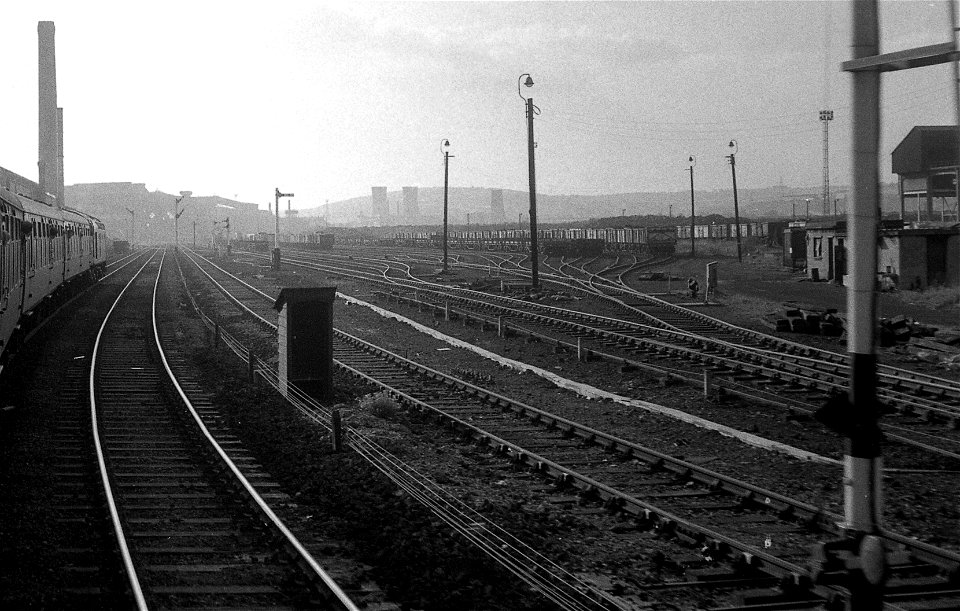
331 409 343 452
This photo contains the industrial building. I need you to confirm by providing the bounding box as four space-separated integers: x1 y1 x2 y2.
892 125 959 222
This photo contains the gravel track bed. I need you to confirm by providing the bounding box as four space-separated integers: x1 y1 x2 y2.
216 254 960 556
177 253 581 610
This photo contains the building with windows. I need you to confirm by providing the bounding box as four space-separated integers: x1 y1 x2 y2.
802 217 959 289
891 125 959 222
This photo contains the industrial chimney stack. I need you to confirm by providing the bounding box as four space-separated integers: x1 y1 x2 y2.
38 21 62 208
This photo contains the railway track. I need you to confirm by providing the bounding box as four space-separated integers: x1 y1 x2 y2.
89 250 359 610
181 248 960 609
232 247 960 461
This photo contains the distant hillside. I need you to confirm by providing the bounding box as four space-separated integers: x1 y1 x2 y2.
303 183 902 226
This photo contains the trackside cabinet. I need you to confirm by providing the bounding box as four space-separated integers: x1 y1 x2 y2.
274 287 337 401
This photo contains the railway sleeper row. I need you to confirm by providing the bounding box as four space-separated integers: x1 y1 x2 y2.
381 289 960 441
198 249 960 606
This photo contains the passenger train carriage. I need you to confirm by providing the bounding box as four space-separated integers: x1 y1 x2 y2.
1 186 108 370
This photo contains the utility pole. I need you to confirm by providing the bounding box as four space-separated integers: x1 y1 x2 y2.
726 141 742 263
193 220 196 248
688 156 696 258
821 110 834 215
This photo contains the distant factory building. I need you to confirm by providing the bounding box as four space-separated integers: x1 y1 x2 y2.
490 189 505 221
371 186 388 218
892 125 959 222
402 186 419 219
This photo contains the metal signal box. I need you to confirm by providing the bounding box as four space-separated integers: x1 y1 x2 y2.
274 287 337 401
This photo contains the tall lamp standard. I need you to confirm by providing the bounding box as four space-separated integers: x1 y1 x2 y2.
725 140 743 263
688 156 696 258
124 207 135 246
273 187 294 270
519 73 540 288
441 139 454 273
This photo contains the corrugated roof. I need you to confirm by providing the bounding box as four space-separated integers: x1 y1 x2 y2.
891 125 960 175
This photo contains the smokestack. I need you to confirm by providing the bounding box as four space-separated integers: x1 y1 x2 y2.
38 21 60 207
57 107 64 207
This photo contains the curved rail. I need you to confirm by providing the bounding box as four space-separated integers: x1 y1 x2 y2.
90 249 360 610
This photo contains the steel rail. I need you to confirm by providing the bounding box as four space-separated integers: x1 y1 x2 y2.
177 253 624 611
279 250 959 422
89 250 159 611
186 250 960 582
262 250 960 420
152 254 360 611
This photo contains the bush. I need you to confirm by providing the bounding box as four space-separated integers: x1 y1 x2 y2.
361 391 401 419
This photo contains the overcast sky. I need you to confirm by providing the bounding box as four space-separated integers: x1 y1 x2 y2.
0 1 955 211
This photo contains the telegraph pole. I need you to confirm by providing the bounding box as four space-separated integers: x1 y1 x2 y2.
688 156 696 258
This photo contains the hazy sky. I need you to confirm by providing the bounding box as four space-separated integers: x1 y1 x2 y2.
0 1 955 211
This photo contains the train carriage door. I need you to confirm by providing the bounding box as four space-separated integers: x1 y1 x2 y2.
1 204 7 303
827 237 834 280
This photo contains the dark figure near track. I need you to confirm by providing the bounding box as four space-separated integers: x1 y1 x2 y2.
687 277 699 299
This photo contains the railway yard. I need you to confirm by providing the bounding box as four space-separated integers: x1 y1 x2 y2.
2 245 959 610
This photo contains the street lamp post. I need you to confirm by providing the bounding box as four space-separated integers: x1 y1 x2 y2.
441 139 453 273
805 198 811 219
273 188 294 270
519 73 540 288
726 141 743 263
688 156 696 258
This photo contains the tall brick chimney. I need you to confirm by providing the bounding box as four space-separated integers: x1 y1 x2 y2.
38 21 60 208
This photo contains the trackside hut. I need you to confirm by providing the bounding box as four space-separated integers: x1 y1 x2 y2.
877 222 960 290
805 219 846 283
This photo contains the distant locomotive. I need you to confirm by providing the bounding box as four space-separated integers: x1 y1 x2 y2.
1 186 108 370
